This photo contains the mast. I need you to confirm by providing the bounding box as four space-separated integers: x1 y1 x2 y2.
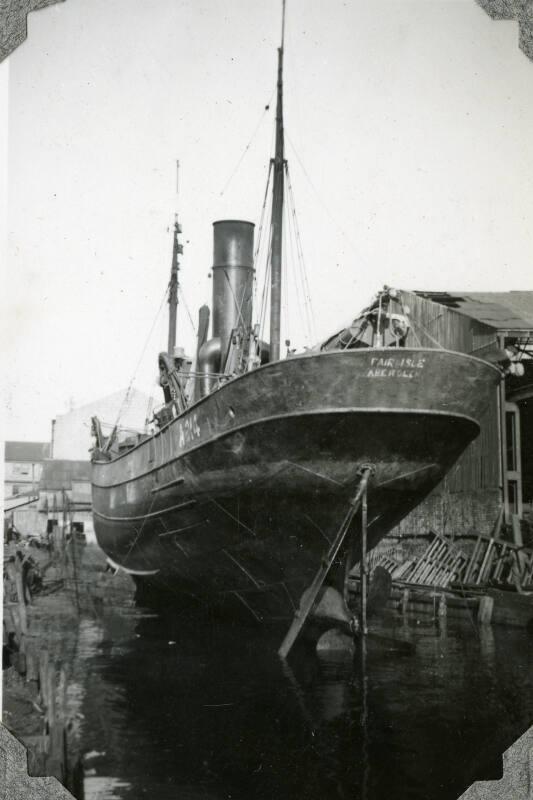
269 0 286 363
167 213 182 354
168 159 183 354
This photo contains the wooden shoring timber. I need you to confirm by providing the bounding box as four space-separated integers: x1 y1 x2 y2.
432 548 457 586
422 542 451 585
397 531 470 589
447 553 466 586
491 542 509 582
278 466 373 659
523 553 533 584
432 553 453 587
491 506 504 538
464 535 483 583
409 538 441 581
477 538 496 584
433 551 463 588
469 538 489 584
392 559 414 580
415 541 445 584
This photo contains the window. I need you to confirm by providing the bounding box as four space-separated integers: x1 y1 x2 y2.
12 485 19 496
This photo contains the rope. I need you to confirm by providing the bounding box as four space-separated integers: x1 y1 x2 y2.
284 178 306 345
410 317 445 349
258 234 273 344
110 282 170 434
218 89 275 197
285 163 316 343
252 160 273 313
285 130 361 256
178 285 197 338
281 208 291 345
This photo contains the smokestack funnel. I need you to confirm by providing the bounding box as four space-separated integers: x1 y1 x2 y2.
212 220 255 362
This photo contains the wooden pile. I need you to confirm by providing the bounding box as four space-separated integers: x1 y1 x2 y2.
3 538 84 793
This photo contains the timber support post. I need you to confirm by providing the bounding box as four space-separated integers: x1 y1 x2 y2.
278 464 374 659
360 480 369 636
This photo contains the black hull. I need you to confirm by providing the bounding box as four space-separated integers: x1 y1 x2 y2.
92 348 499 620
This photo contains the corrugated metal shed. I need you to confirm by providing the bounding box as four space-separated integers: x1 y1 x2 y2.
39 459 91 490
4 441 51 462
414 291 533 332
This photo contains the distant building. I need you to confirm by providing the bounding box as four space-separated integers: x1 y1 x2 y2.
4 388 152 539
38 459 94 540
4 441 51 535
52 387 153 460
4 441 51 498
395 290 533 538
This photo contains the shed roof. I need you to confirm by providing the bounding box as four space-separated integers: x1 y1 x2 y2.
4 441 51 463
414 291 533 332
39 459 91 490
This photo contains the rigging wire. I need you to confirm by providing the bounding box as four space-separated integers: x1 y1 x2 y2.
281 209 291 347
178 284 197 339
254 105 280 344
110 282 171 433
285 130 361 257
252 160 274 313
410 317 445 349
285 162 316 343
258 226 273 345
284 176 308 346
218 89 276 198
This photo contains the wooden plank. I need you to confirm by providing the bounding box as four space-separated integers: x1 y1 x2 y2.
474 539 491 584
511 514 523 546
492 506 504 539
477 539 495 584
418 542 446 584
464 536 484 583
492 543 508 582
409 538 440 581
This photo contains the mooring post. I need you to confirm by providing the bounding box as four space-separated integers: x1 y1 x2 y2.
360 481 368 636
14 564 28 636
401 587 410 615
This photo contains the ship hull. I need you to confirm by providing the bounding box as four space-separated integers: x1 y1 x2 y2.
92 348 499 620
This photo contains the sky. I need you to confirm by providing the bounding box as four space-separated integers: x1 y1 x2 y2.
2 0 533 442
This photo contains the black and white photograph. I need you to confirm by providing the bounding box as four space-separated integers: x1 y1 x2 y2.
2 1 533 798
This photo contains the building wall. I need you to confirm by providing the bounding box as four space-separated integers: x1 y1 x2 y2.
29 510 96 540
52 387 152 460
11 505 41 536
391 292 503 537
394 486 502 538
400 291 499 355
4 461 44 497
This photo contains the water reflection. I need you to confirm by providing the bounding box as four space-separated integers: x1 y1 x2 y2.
76 602 533 800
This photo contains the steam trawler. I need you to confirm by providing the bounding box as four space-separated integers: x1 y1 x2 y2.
91 9 502 622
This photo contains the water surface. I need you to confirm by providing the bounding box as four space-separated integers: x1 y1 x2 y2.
77 601 533 800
